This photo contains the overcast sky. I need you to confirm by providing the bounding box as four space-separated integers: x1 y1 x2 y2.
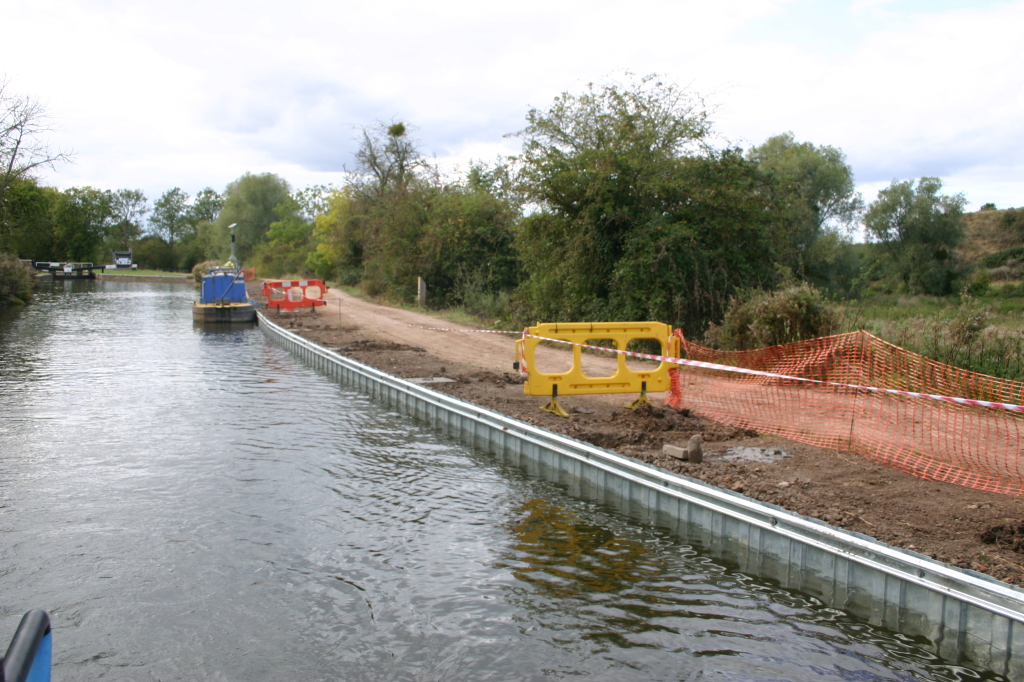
4 0 1022 219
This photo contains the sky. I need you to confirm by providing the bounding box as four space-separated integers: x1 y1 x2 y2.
3 0 1022 222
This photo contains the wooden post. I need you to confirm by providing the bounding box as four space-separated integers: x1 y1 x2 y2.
417 277 427 308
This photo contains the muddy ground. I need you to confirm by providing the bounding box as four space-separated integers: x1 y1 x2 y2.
272 303 1024 589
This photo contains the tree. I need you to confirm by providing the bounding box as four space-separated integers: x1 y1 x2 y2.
294 184 336 221
747 133 863 293
864 177 967 295
251 195 312 277
510 74 782 330
108 189 148 251
188 187 223 226
150 188 190 252
512 75 710 308
416 179 521 308
308 187 358 283
132 234 173 271
0 81 72 209
748 133 862 234
180 187 222 270
0 177 59 259
605 149 785 333
309 151 521 307
53 187 114 261
211 173 292 264
353 122 425 198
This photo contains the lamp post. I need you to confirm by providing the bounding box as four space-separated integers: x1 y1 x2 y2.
227 223 238 267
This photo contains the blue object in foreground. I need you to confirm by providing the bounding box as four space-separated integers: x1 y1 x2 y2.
2 610 51 682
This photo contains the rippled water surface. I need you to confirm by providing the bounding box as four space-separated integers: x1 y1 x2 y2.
0 280 1003 680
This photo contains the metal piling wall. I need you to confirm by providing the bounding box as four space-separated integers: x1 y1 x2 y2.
259 312 1024 678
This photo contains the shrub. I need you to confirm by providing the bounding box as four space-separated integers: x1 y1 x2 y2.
133 235 174 271
191 260 220 283
0 253 37 307
703 282 841 350
966 269 991 296
1002 208 1024 240
988 265 1016 282
981 246 1024 268
998 282 1024 298
949 291 991 347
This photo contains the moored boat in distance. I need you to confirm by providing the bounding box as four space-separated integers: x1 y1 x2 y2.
192 267 257 323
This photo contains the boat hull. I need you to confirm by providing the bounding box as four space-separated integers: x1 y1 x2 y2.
192 302 257 323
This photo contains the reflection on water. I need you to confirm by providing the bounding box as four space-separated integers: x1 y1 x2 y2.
0 280 1004 681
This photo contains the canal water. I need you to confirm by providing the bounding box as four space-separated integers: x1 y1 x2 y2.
0 280 1001 681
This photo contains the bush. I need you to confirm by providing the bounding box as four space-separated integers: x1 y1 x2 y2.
981 246 1024 268
1002 208 1024 240
703 282 841 350
949 291 991 347
191 260 220 283
998 282 1024 298
0 253 37 307
133 235 174 271
966 269 991 297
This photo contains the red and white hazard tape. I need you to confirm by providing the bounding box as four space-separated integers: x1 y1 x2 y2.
525 333 1024 414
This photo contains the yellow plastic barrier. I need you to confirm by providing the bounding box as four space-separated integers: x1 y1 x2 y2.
515 322 680 416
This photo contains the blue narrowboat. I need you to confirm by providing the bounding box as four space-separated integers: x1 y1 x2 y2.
192 267 257 323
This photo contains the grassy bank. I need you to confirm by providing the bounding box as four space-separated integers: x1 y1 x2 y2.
836 291 1024 382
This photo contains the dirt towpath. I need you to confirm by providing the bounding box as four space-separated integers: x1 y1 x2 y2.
271 286 1024 588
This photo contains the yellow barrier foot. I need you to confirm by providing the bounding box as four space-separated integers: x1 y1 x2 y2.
624 381 649 409
624 394 649 409
541 397 570 418
541 385 570 418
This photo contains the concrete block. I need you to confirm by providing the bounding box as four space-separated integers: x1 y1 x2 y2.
663 443 688 460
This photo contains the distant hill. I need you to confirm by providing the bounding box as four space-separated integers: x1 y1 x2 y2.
959 207 1024 283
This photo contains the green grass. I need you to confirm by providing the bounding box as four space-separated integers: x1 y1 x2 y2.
847 292 1024 328
839 291 1024 382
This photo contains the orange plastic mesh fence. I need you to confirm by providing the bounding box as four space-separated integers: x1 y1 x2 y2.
666 329 1024 495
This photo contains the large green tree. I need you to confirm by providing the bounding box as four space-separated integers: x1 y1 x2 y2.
107 189 148 253
150 188 191 254
178 187 223 270
211 173 292 264
53 187 114 262
747 132 863 293
188 187 223 225
0 177 59 259
511 74 782 331
864 177 967 295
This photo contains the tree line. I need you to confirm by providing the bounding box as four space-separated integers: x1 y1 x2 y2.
2 75 973 333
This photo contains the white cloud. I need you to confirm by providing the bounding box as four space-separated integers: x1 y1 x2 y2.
1 0 1020 211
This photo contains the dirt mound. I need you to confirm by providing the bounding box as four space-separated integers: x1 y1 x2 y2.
982 521 1024 553
347 339 424 352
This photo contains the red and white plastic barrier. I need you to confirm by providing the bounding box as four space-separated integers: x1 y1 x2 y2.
262 280 328 311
